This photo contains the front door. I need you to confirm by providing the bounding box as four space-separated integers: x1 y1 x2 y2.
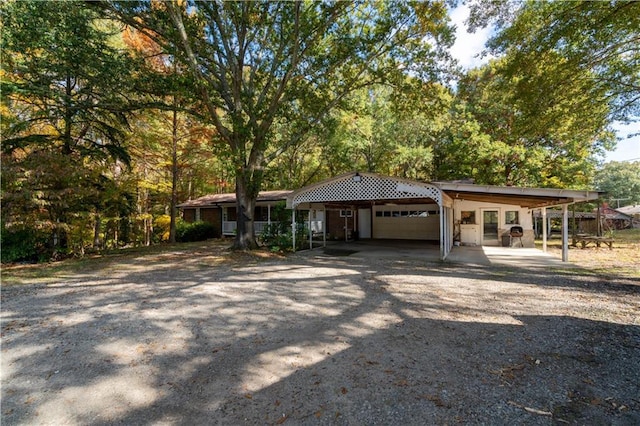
358 208 372 239
482 210 499 246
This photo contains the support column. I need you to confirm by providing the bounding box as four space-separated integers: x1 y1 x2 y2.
309 209 313 249
439 203 444 260
292 208 296 252
323 206 327 247
542 208 547 253
562 204 569 262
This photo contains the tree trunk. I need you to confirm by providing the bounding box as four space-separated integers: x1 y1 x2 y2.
93 212 101 249
233 170 259 250
169 106 178 243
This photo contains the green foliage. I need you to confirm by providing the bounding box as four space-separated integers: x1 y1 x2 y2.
1 224 50 263
435 58 614 187
595 161 640 206
175 221 217 243
484 1 640 123
1 0 135 162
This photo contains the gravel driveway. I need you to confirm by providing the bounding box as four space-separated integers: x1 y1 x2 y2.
2 247 639 425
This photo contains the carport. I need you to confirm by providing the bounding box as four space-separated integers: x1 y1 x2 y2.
287 173 602 262
287 172 454 260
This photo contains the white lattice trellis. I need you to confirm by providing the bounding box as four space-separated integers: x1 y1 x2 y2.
289 173 442 208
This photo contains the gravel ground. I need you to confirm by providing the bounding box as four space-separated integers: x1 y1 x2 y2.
2 247 639 425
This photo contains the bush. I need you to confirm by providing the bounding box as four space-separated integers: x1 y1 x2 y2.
260 222 309 252
1 225 50 263
176 221 217 242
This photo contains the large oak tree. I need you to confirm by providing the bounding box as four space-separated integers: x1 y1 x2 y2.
101 0 454 249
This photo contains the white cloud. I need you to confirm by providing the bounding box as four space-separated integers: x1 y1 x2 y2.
449 5 494 70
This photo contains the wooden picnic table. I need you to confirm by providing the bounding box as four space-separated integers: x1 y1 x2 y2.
573 235 614 250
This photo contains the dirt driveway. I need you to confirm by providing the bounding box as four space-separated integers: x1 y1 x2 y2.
2 244 639 425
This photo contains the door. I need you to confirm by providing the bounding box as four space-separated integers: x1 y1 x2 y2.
358 208 372 239
482 210 499 245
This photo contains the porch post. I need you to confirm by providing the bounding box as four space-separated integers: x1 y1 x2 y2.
196 207 201 222
267 204 271 225
309 209 313 249
323 205 327 247
542 208 548 252
562 204 569 262
439 202 445 260
292 208 296 253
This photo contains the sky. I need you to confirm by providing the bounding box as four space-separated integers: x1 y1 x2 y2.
448 5 640 164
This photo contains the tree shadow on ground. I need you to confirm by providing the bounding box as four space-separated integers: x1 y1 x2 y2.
1 254 638 425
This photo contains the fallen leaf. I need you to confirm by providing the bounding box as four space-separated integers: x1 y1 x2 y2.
276 414 288 424
244 394 252 399
341 387 348 394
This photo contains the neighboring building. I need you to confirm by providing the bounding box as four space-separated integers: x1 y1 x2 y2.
178 190 292 237
533 206 634 234
618 205 640 228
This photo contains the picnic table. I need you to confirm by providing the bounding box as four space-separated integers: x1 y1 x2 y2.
573 235 614 250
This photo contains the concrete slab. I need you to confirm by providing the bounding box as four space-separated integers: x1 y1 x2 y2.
305 240 574 268
445 245 573 268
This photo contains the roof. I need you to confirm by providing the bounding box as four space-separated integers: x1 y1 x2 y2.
434 181 603 208
618 204 640 215
178 190 292 208
532 209 633 220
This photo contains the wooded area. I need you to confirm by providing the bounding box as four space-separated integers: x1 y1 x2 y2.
1 0 638 261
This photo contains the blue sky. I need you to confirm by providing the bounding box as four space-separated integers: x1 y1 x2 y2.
449 5 639 164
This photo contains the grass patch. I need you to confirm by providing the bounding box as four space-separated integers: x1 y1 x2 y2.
536 228 640 278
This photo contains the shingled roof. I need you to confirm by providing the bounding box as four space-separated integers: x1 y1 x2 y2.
177 190 292 208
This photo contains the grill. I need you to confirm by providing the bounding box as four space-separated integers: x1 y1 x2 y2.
509 226 524 247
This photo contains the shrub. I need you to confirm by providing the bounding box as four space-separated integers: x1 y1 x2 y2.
176 221 217 242
1 225 50 263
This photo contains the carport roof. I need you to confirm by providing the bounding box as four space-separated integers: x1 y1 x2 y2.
435 181 603 208
286 172 603 209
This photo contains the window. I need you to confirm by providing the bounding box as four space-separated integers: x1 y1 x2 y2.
339 209 353 217
505 211 519 224
461 211 476 224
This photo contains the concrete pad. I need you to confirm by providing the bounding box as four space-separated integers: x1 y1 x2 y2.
446 245 574 268
307 240 574 268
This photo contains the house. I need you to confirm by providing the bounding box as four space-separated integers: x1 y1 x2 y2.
286 172 602 261
618 205 640 228
178 190 292 237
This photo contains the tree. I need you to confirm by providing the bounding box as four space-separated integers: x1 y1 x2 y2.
440 58 615 187
595 161 640 206
467 0 639 127
101 0 454 249
1 0 137 254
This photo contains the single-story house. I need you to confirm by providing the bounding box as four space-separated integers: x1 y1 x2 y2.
180 172 602 261
178 190 292 237
286 172 602 261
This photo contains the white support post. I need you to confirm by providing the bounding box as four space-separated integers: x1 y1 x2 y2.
267 204 271 225
323 206 327 247
196 208 201 222
439 203 444 260
562 204 569 262
292 208 296 252
309 209 313 249
542 208 547 253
